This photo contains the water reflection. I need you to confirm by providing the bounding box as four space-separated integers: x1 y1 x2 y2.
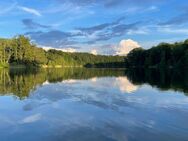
0 68 188 141
0 68 187 99
0 68 126 99
115 77 138 93
125 68 188 95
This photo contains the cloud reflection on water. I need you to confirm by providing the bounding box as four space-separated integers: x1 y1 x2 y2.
0 72 188 141
115 77 138 93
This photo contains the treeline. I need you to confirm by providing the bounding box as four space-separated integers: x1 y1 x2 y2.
125 39 188 68
47 50 125 68
0 36 125 68
0 68 125 99
3 35 188 68
0 36 47 67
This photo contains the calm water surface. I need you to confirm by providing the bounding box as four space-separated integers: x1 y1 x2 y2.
0 68 188 141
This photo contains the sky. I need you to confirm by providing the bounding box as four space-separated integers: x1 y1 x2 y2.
0 0 188 55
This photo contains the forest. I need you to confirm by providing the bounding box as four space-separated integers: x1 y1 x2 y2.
125 39 188 68
1 35 188 69
0 36 125 68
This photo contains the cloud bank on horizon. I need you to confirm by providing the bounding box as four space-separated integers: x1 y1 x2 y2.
0 0 188 55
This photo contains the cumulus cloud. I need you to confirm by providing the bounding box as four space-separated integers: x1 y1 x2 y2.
90 49 97 55
115 39 140 55
18 6 42 16
41 46 76 53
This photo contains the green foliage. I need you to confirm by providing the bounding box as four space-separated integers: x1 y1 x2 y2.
0 36 47 67
125 39 188 68
2 36 188 69
46 49 125 68
0 36 125 68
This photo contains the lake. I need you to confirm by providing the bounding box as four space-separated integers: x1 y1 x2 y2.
0 68 188 141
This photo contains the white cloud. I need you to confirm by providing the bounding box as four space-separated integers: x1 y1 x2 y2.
41 46 76 53
90 49 97 55
20 113 42 124
61 48 77 53
18 6 42 16
115 39 141 56
62 79 78 84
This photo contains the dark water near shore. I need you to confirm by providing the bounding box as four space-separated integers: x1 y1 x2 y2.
0 68 188 141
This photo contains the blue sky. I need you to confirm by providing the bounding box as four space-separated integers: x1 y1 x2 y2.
0 0 188 54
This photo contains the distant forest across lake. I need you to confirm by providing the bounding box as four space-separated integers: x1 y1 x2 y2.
0 35 188 68
0 36 125 68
